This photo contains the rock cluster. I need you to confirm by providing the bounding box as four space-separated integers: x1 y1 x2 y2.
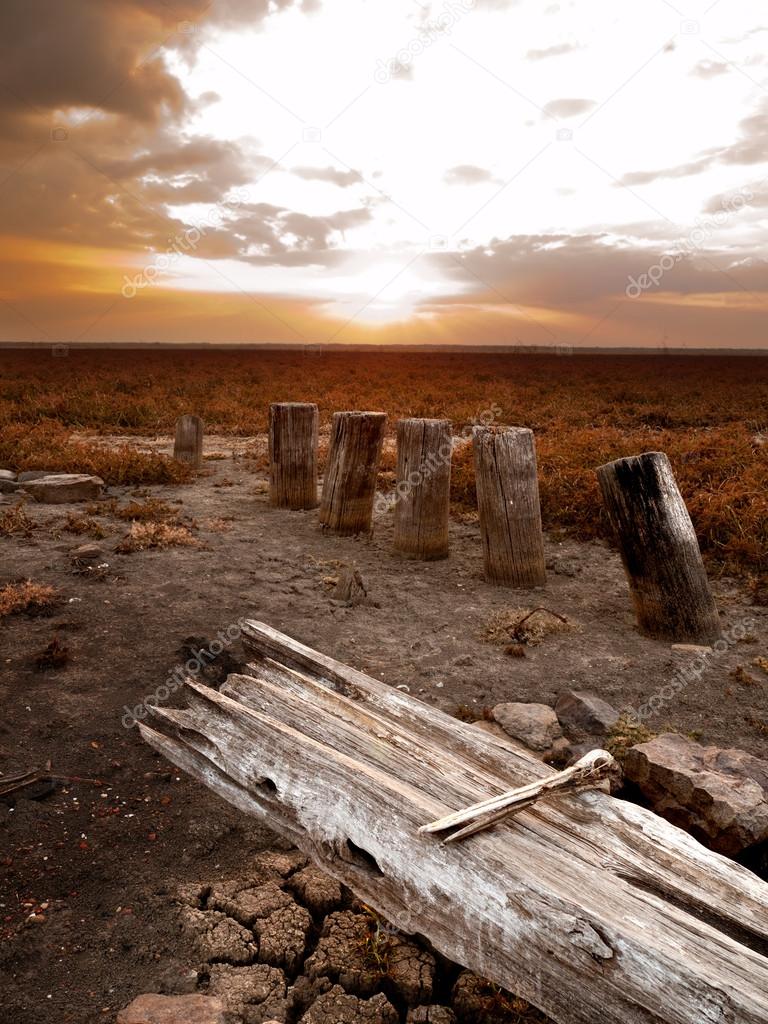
487 689 768 857
624 733 768 855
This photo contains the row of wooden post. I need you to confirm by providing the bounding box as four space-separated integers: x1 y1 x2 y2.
173 406 721 645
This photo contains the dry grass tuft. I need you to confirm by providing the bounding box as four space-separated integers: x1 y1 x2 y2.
0 580 59 618
34 635 70 672
0 500 35 537
730 665 761 687
202 517 234 533
0 421 191 487
61 512 107 539
483 606 578 647
116 521 203 553
111 497 179 522
752 656 768 676
604 715 656 763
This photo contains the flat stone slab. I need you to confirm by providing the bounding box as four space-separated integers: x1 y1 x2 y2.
22 473 104 504
624 733 768 854
17 470 50 482
117 993 226 1024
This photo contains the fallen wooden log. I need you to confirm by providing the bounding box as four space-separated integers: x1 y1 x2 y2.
139 621 768 1024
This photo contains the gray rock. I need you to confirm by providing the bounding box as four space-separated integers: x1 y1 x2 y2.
555 690 619 737
624 734 768 854
18 470 50 482
22 473 105 504
117 994 226 1024
0 469 16 481
0 478 18 494
157 963 200 996
71 543 105 566
492 702 562 752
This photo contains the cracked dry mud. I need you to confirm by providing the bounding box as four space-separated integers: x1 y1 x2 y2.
172 849 549 1024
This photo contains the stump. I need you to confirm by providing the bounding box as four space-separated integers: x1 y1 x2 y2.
596 451 721 643
472 426 546 587
393 418 452 560
319 411 386 535
173 415 203 469
269 402 319 510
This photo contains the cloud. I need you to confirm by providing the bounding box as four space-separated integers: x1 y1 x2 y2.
691 60 730 79
525 42 582 61
620 97 768 186
543 97 596 120
291 166 364 187
433 233 768 310
193 202 376 267
0 0 324 269
443 164 497 185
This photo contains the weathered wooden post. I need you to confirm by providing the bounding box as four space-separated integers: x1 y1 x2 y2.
319 411 386 536
269 402 319 510
472 426 546 588
173 415 203 469
596 451 721 643
393 418 452 560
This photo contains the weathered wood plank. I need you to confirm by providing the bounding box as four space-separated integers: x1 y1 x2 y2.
140 621 768 1024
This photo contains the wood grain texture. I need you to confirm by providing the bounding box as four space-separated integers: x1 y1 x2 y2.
269 402 319 510
173 414 203 469
596 451 721 643
472 426 546 587
393 418 452 560
140 620 768 1024
318 411 386 536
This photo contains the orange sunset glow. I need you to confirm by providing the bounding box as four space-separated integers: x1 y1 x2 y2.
1 1 767 348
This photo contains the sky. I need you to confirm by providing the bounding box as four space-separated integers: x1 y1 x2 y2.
1 0 767 349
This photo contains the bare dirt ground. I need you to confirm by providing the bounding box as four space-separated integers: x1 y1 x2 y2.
2 435 767 1023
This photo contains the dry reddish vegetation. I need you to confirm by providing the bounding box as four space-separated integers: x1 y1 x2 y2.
2 348 768 579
